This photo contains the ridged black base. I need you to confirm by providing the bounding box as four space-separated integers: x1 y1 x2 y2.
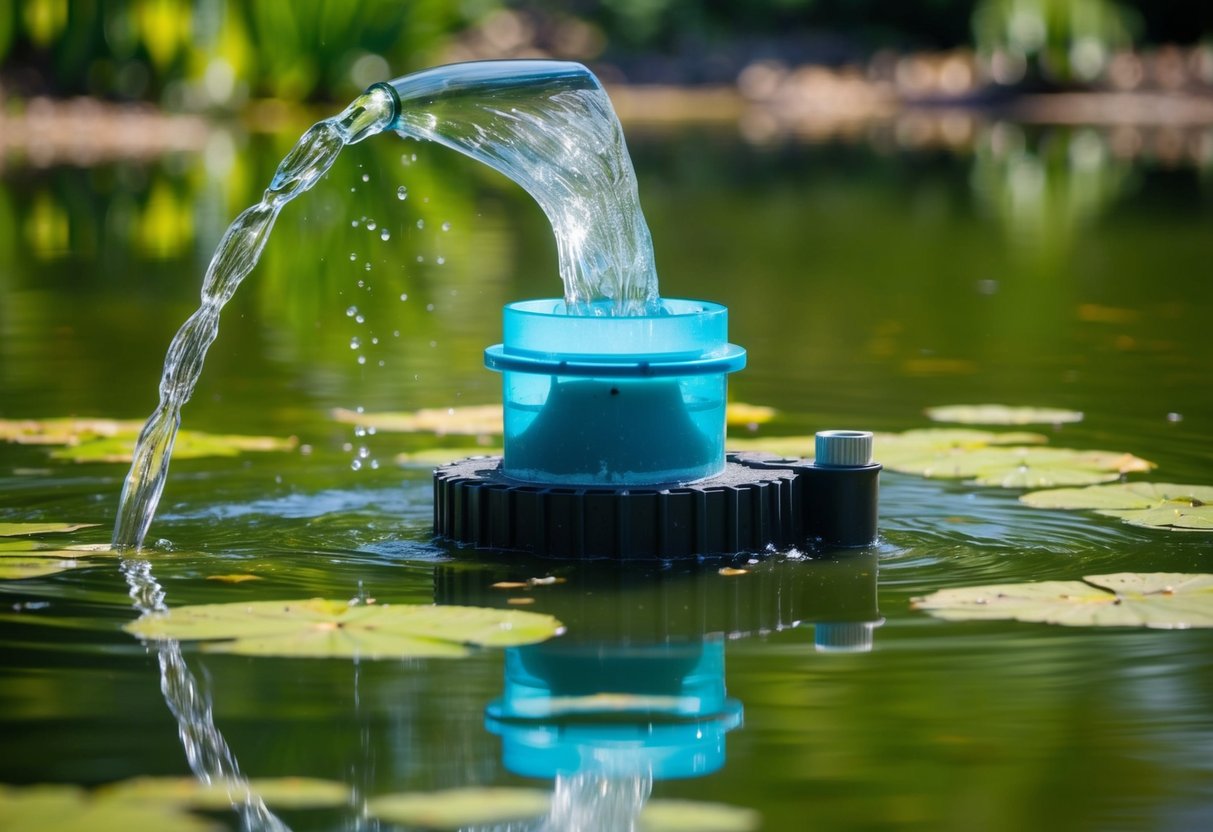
433 452 880 559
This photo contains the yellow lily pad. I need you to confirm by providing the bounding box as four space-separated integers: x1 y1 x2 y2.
98 776 351 810
0 784 220 832
206 574 263 584
0 541 113 581
333 405 503 436
912 572 1213 628
725 402 776 427
639 799 762 832
0 417 146 446
1021 482 1213 531
395 448 503 468
124 599 564 660
366 787 550 829
51 430 298 463
925 404 1084 426
0 522 99 536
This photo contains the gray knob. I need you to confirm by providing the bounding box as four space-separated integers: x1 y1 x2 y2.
815 430 873 468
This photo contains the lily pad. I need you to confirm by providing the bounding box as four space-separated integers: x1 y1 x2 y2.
925 404 1084 426
0 784 219 832
395 448 503 468
0 542 112 581
51 430 297 463
366 787 550 828
0 417 146 446
124 599 564 659
725 402 776 427
0 522 99 536
882 444 1152 487
639 799 762 832
340 402 776 438
98 776 351 810
333 405 503 436
1020 482 1213 531
912 572 1213 628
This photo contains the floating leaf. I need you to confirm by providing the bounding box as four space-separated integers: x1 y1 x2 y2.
366 787 550 829
124 599 564 659
0 417 145 446
395 448 502 468
925 404 1084 426
0 522 99 537
912 572 1213 628
883 444 1152 488
98 776 350 810
52 431 297 464
206 574 263 584
0 784 219 832
333 405 502 436
725 402 776 427
0 556 92 581
718 567 749 576
1020 482 1213 531
639 799 762 832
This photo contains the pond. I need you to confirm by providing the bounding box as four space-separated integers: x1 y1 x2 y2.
1 114 1212 830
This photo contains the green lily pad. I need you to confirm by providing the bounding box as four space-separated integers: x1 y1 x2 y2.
883 444 1152 487
0 542 112 581
639 799 762 832
124 599 564 659
98 776 350 810
0 784 219 832
0 417 146 446
912 572 1213 628
366 787 550 829
0 522 99 536
395 448 503 468
51 430 298 463
1020 482 1213 531
925 404 1084 425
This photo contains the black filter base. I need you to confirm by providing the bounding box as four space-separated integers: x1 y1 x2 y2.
433 452 879 560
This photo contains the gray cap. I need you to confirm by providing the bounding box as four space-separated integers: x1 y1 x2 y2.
815 430 874 468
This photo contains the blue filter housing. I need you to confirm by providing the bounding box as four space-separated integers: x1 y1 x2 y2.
484 299 746 486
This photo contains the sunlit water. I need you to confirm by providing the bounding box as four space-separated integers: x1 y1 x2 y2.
114 61 659 551
3 121 1212 832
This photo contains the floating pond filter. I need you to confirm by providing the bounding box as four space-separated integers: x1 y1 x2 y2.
434 299 881 559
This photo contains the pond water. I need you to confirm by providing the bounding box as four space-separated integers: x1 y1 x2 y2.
1 118 1212 830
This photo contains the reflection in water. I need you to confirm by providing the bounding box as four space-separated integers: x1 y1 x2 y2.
438 553 880 827
121 558 289 832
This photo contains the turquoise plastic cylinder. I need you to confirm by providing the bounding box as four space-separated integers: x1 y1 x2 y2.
484 299 746 486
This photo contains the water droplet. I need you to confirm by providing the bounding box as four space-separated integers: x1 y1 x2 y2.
367 427 377 436
354 426 367 437
345 306 358 317
436 256 445 265
361 173 370 182
380 229 391 241
371 337 379 345
349 252 357 261
342 442 354 452
429 340 438 348
358 446 370 459
426 303 435 312
392 330 400 337
396 186 408 200
350 337 361 349
416 255 425 263
377 360 385 367
351 220 360 228
1167 412 1183 422
351 459 363 471
364 262 372 271
416 219 425 230
357 355 367 365
355 314 365 324
366 220 377 231
370 459 380 469
399 293 408 302
356 280 365 288
441 222 451 232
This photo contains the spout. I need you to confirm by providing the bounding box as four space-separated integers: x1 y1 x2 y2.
369 60 600 128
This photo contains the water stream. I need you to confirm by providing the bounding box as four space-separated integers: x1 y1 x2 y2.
113 61 658 550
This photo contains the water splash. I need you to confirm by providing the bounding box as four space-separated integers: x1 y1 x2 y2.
379 61 659 314
112 89 395 550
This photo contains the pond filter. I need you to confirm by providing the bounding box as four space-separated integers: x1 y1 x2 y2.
434 298 881 559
